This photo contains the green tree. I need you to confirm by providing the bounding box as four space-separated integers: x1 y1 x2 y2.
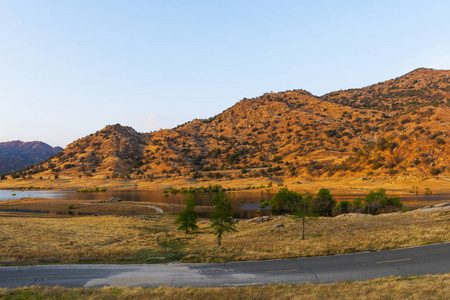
337 200 350 214
209 191 237 246
175 195 198 234
269 187 300 215
313 188 336 217
352 198 363 211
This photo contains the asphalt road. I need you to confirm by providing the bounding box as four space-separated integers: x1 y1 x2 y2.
0 243 449 288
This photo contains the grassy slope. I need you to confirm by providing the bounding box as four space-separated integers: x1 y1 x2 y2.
0 206 448 264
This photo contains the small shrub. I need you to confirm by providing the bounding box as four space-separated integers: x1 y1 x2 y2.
259 199 269 208
436 138 445 145
371 162 383 170
388 169 399 176
430 167 441 176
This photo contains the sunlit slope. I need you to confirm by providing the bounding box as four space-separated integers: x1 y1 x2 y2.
14 69 449 182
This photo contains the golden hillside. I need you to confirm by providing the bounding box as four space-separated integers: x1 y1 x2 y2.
8 69 449 184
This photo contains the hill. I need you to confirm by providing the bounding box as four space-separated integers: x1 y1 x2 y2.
3 68 449 186
322 68 450 111
0 141 62 175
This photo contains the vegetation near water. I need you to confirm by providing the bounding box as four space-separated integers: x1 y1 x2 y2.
1 203 448 265
172 187 406 246
164 185 231 195
76 187 107 193
268 187 404 217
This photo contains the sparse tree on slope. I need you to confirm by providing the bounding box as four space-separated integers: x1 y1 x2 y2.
270 188 315 240
292 193 315 240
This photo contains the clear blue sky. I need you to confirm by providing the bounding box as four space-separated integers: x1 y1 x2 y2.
1 0 449 147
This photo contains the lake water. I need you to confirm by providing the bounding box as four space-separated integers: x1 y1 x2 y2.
0 189 275 218
0 189 448 218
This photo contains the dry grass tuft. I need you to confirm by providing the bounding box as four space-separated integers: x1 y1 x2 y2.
0 274 449 299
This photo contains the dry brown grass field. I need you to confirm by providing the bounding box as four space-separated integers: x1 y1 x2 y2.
0 195 449 298
0 274 449 299
0 201 448 264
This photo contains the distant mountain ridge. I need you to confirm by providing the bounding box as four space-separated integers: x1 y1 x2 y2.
0 141 62 174
7 68 450 182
